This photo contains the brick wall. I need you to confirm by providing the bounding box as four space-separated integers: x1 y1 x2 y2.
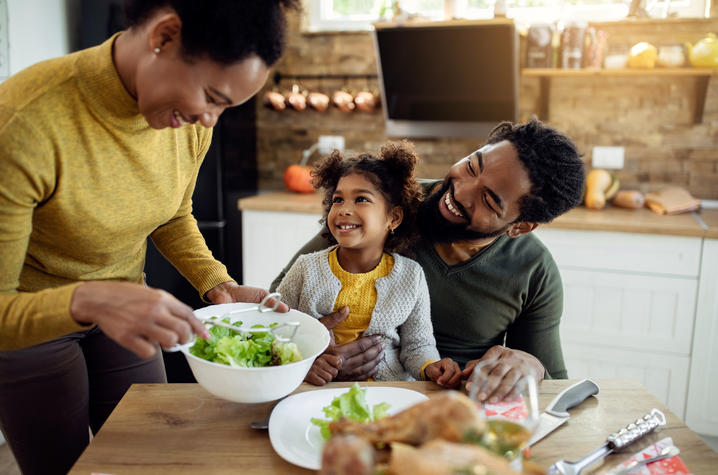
256 14 718 199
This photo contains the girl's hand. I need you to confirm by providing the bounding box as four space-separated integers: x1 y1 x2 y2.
304 353 343 386
425 358 461 388
205 282 289 312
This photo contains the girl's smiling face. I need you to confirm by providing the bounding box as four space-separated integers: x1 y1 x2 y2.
328 172 402 253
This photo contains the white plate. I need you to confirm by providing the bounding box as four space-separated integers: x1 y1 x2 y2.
268 386 429 470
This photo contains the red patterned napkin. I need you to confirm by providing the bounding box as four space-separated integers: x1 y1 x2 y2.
484 396 528 420
605 437 691 475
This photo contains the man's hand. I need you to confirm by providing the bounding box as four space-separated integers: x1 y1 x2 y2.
71 282 211 359
461 346 545 403
424 358 461 388
305 307 385 385
205 282 289 313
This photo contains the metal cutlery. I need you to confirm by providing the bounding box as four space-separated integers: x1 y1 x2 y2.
200 292 300 343
528 379 600 446
611 445 680 475
547 408 667 475
201 318 300 343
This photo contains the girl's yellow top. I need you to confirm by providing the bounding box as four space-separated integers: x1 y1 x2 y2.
328 248 394 345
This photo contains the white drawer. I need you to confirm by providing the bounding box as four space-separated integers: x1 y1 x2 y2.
559 269 698 355
563 343 689 419
535 228 702 277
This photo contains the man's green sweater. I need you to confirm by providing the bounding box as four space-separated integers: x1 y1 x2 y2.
271 182 567 379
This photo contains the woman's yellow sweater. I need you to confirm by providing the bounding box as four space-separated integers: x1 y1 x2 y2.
0 35 233 350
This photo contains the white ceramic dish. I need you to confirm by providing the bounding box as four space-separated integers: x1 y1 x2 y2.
268 386 429 470
172 302 330 404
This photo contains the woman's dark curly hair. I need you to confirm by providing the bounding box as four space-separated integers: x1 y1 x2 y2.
124 0 301 66
312 141 423 255
487 118 585 224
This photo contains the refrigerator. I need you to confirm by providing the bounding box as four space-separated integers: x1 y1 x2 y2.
80 0 259 382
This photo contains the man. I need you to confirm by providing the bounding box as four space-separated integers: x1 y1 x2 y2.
271 119 585 402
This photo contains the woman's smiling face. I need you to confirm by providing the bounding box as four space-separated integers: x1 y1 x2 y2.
135 50 268 130
128 11 269 130
328 172 400 253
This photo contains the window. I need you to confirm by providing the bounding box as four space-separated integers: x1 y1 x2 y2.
305 0 708 32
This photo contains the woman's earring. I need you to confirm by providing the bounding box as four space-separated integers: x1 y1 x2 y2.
153 47 161 54
389 227 395 235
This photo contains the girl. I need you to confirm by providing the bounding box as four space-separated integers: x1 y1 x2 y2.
277 142 460 386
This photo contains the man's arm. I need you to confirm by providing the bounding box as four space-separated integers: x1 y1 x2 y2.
269 232 331 292
504 256 567 380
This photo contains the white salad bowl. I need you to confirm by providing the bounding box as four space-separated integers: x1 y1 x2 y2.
172 302 330 404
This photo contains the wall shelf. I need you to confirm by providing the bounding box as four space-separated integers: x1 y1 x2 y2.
522 68 717 124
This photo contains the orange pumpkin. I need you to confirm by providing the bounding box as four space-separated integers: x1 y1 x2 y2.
283 164 314 193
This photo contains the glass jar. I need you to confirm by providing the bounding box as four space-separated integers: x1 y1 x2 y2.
604 44 630 70
657 44 686 68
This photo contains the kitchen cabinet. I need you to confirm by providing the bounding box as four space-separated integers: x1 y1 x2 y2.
534 228 701 419
241 209 322 288
685 239 718 437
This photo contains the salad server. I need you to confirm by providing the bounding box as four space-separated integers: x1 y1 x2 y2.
200 318 300 343
547 408 666 475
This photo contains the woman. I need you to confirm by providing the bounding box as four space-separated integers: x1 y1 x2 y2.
0 1 298 473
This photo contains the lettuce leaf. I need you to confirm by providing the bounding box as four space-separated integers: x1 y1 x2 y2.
310 383 391 440
188 318 302 367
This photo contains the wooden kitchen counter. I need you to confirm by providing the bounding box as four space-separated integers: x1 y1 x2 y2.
70 379 718 474
238 191 709 237
696 208 718 239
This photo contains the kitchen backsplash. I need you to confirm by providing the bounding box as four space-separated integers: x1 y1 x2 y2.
255 13 718 200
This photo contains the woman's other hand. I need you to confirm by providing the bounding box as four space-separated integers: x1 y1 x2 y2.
425 358 462 388
70 281 210 359
205 281 289 312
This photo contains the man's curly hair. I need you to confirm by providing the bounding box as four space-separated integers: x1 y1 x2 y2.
487 118 585 223
311 141 422 255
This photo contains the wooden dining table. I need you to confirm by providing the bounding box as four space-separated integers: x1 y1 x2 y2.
69 379 718 474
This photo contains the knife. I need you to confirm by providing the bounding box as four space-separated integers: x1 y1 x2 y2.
528 379 599 446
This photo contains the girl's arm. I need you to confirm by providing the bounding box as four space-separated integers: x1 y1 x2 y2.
398 266 440 380
275 255 307 310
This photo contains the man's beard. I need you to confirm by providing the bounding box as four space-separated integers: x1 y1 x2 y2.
418 180 509 243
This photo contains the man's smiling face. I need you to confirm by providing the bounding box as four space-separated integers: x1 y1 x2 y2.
419 140 534 243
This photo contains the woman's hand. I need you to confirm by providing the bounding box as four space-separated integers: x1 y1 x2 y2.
205 281 289 312
461 346 545 403
424 358 462 388
70 281 210 359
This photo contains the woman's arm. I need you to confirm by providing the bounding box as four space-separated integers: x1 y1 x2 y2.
150 126 234 300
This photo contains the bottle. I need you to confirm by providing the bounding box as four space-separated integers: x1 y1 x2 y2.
494 0 507 18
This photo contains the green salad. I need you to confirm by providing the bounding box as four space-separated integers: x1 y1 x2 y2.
311 383 391 440
189 317 302 367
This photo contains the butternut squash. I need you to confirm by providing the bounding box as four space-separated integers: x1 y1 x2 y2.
612 190 645 209
584 169 616 209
